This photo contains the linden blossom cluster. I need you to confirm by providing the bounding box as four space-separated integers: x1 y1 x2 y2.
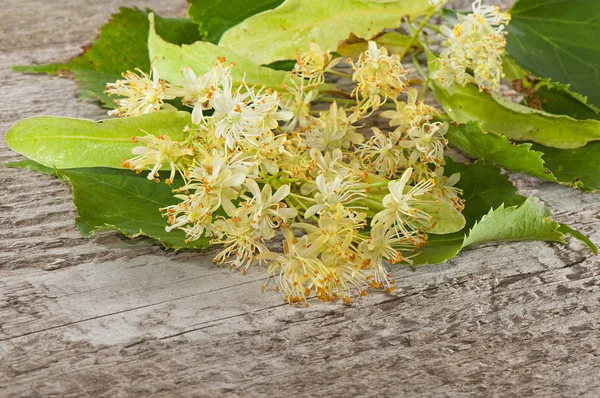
431 0 511 92
101 7 517 302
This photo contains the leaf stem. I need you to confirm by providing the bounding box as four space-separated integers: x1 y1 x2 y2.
327 69 353 79
398 8 436 60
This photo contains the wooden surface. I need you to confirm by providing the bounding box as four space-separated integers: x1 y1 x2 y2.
1 1 599 396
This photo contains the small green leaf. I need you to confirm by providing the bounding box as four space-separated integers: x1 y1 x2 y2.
5 110 190 169
148 14 294 91
219 0 436 64
431 80 600 149
506 0 600 107
463 197 564 247
13 8 202 108
55 167 209 250
446 121 555 181
189 0 285 44
416 193 465 234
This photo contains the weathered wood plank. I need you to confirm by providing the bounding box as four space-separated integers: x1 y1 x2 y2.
1 0 599 397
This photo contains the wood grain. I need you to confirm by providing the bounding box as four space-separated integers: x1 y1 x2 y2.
1 0 599 397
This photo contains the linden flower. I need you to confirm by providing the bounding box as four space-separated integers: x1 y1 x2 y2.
303 102 364 152
400 121 449 166
294 206 365 260
381 89 437 133
351 41 409 113
358 225 399 291
432 0 511 92
304 173 366 218
356 127 405 178
175 60 234 125
164 151 250 242
212 214 266 272
371 168 436 243
238 178 298 240
432 167 465 212
294 43 340 86
105 67 174 117
123 133 193 183
280 83 319 132
211 81 290 149
259 229 324 305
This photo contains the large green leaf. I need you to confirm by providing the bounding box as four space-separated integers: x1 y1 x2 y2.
506 0 600 107
13 8 202 108
57 167 209 250
446 121 554 181
189 0 284 44
5 111 190 169
431 80 600 149
148 14 293 91
531 142 600 192
5 160 210 250
218 0 435 64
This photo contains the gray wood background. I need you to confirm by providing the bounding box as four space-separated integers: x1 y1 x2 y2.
1 0 599 396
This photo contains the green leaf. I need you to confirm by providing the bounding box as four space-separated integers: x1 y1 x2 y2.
462 197 564 247
506 0 600 107
527 80 600 121
502 57 600 121
148 14 294 92
218 0 435 64
13 8 201 107
5 110 190 169
530 142 600 192
55 167 209 250
415 160 594 264
446 121 600 191
446 121 555 181
189 0 284 44
431 79 600 149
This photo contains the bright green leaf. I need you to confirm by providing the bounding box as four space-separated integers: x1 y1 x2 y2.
506 0 600 107
446 121 555 181
431 79 600 149
189 0 284 44
148 14 294 91
13 8 202 108
416 193 465 234
56 167 209 250
219 0 436 64
5 110 190 169
463 197 565 247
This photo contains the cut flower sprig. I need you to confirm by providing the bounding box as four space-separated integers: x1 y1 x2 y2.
105 1 517 305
